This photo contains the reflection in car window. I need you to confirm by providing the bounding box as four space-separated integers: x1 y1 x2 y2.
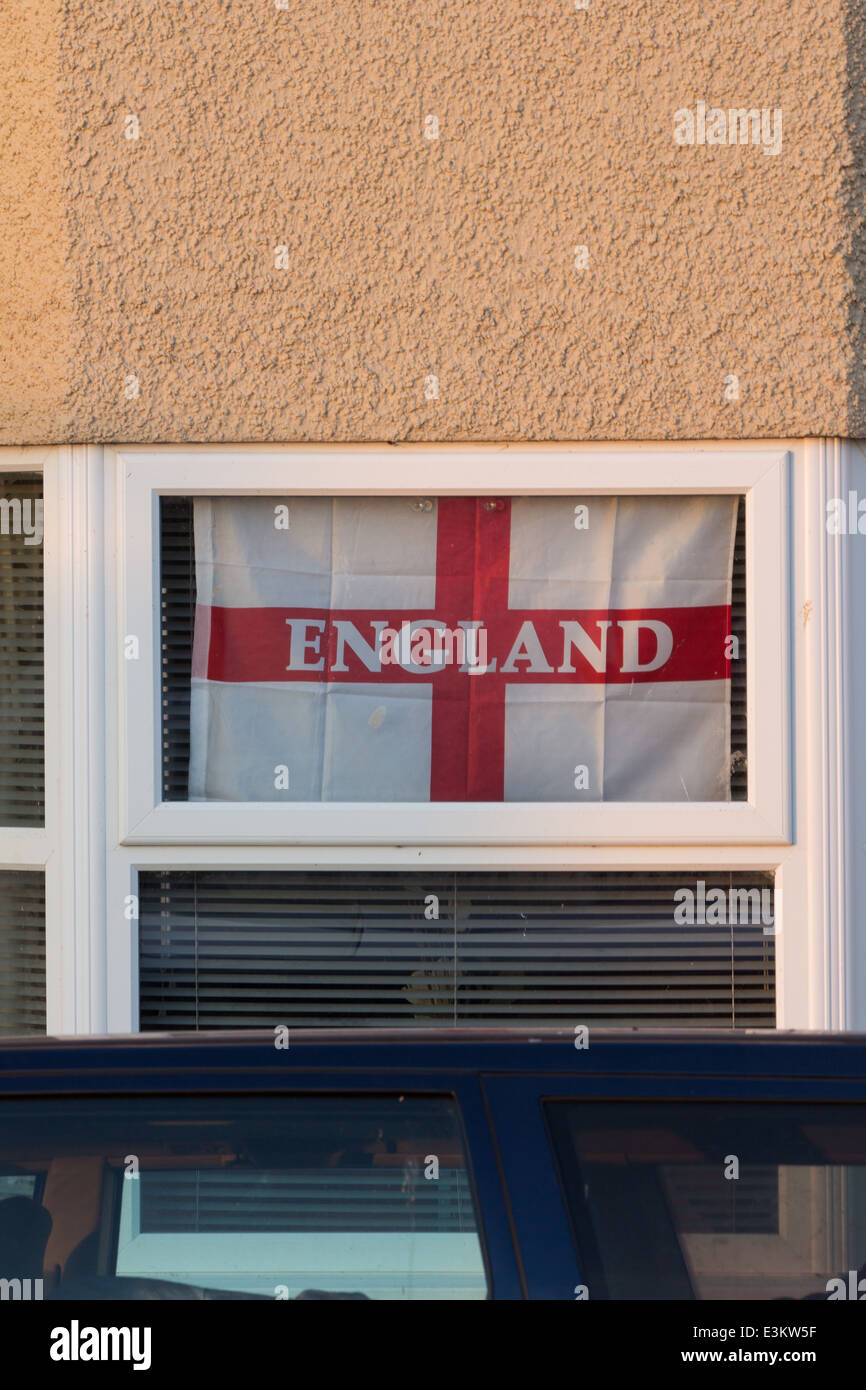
0 1175 38 1202
0 1096 488 1300
545 1101 866 1300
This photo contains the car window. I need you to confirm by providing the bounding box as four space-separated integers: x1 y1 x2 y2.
0 1095 488 1300
545 1100 866 1300
0 1175 39 1201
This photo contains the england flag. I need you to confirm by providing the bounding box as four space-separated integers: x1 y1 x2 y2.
189 494 737 801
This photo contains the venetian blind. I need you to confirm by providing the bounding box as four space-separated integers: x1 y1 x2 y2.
0 474 44 824
0 871 46 1034
139 870 775 1030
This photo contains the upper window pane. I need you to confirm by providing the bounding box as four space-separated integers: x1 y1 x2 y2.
0 474 43 825
161 494 746 803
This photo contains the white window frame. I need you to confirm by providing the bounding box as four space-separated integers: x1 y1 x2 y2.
0 451 51 1024
111 842 790 1035
110 445 791 847
0 445 106 1036
6 439 854 1036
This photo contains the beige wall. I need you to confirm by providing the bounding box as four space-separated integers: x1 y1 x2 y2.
0 0 73 441
1 1 863 443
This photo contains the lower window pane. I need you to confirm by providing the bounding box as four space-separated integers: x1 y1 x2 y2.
139 870 776 1029
0 871 45 1035
0 473 44 826
0 1095 487 1301
546 1100 866 1300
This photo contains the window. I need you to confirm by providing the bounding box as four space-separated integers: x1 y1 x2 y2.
0 1175 39 1202
0 871 45 1035
139 869 775 1029
92 445 795 1036
0 442 831 1036
161 493 747 804
0 457 51 1035
0 1095 488 1300
0 473 44 826
546 1100 866 1299
118 447 789 844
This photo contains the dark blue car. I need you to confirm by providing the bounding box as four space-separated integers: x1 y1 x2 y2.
0 1028 865 1302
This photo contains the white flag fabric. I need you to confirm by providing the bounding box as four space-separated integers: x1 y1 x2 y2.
189 495 737 802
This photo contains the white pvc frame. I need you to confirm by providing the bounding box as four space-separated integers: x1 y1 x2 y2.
111 445 792 847
0 445 107 1035
5 439 857 1034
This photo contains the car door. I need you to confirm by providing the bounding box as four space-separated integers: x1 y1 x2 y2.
483 1070 866 1302
0 1068 524 1302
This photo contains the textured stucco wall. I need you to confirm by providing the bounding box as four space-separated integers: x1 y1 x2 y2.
0 0 73 441
1 1 864 443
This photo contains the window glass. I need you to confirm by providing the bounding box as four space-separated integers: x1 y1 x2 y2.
546 1101 866 1300
139 869 775 1030
0 1096 488 1301
0 871 46 1035
0 474 44 825
0 1174 38 1201
161 494 747 803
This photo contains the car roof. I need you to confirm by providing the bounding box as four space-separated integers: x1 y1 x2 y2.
0 1027 865 1083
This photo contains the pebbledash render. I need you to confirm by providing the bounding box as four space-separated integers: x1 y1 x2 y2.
1 3 866 1037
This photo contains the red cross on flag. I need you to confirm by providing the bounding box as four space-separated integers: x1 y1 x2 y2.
189 494 737 801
